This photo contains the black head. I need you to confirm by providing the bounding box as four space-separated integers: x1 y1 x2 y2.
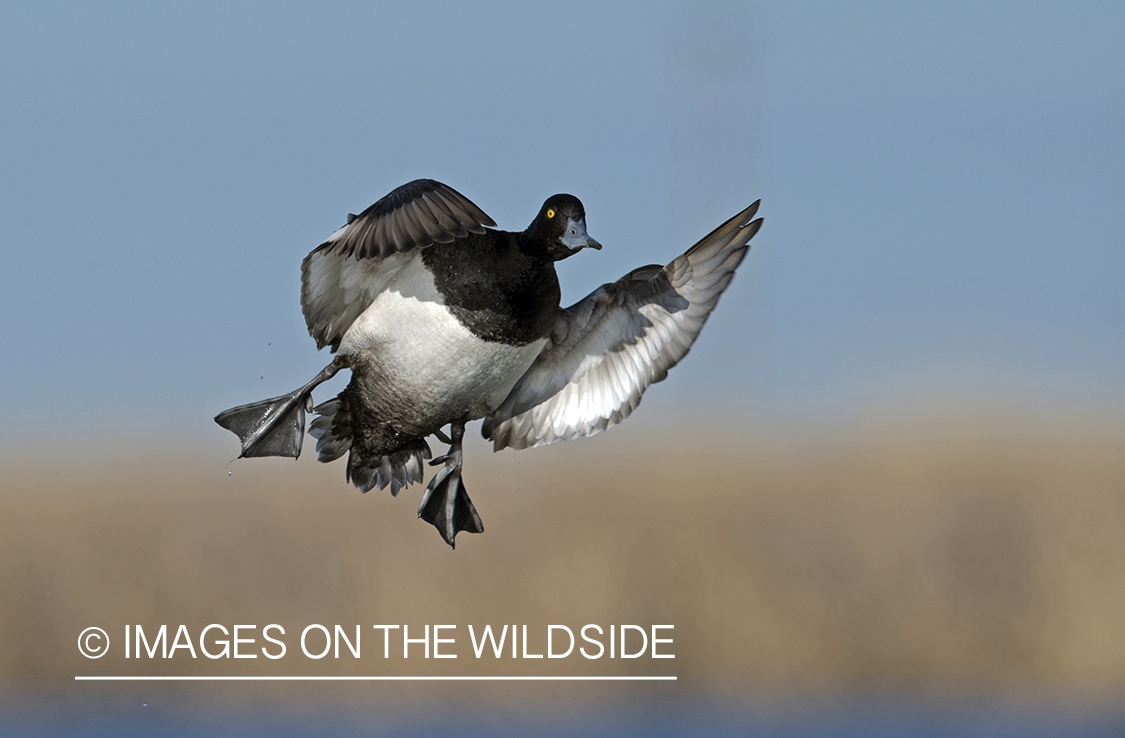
524 194 603 261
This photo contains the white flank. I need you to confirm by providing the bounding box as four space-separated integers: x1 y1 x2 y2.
337 256 546 420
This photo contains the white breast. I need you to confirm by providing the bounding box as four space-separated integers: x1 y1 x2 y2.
336 255 547 420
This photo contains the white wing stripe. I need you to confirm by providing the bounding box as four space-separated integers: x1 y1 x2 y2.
483 201 762 451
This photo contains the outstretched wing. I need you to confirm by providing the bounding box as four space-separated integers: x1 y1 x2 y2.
300 179 496 351
483 201 762 451
317 178 496 260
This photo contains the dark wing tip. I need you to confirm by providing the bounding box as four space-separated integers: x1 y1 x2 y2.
683 200 764 258
744 216 763 242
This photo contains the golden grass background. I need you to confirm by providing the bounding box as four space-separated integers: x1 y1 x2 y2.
2 404 1124 706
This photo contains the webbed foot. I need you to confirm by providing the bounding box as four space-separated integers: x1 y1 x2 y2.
214 360 340 459
418 423 484 548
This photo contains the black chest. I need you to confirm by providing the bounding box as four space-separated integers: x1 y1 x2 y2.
421 232 561 346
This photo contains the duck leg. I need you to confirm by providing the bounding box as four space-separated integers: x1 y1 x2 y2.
418 422 484 548
214 359 341 459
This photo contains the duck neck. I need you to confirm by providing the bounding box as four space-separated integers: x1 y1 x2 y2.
516 230 559 263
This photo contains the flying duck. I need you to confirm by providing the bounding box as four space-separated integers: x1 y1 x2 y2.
216 179 762 547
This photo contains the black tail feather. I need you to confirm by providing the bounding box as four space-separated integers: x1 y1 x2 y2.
346 438 432 496
309 398 351 462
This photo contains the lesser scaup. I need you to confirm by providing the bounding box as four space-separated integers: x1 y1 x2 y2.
216 179 762 546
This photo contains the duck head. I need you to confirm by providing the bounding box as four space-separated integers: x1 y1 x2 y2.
525 194 603 261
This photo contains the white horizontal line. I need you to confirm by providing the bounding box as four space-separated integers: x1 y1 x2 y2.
75 675 676 681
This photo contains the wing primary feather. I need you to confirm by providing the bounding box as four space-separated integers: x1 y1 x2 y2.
485 201 763 452
432 188 477 236
317 179 500 261
386 209 406 255
410 196 447 241
445 186 496 229
398 204 427 248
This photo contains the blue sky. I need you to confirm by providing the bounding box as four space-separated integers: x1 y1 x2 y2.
1 1 1122 439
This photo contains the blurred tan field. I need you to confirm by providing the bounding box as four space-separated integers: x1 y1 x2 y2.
2 404 1124 705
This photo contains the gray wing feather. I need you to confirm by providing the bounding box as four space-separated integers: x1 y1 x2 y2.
483 201 762 451
300 248 416 351
321 179 495 259
300 179 496 351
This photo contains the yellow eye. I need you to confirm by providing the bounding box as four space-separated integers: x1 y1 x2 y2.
547 209 555 218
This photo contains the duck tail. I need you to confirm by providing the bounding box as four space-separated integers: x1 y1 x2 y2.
315 390 431 496
309 397 351 463
346 438 432 497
